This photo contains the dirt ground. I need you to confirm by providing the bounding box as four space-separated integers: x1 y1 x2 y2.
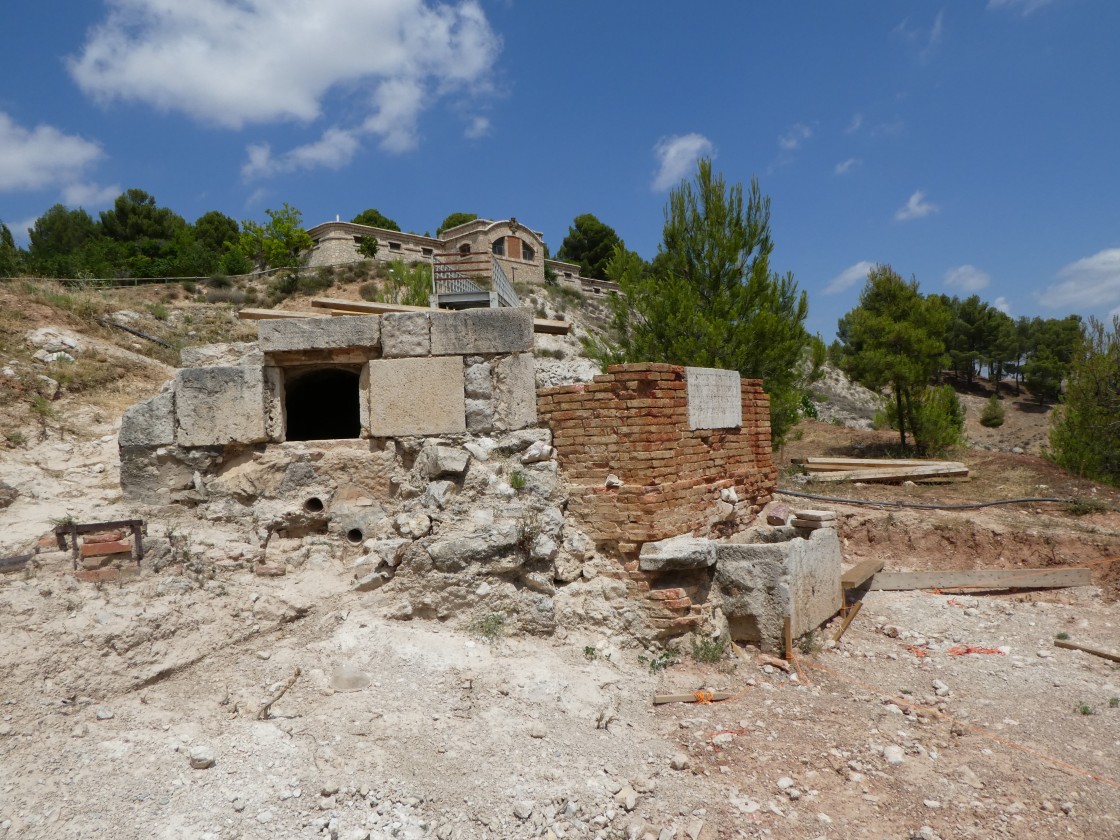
1 284 1119 839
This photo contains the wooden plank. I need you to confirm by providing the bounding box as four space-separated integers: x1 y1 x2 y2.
238 308 326 320
797 457 938 470
833 601 863 642
652 691 735 705
870 567 1093 591
807 463 969 483
841 559 885 590
783 615 793 661
0 553 34 574
312 297 426 314
1053 639 1120 664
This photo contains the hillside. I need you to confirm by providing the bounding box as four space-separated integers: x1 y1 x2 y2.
1 279 1118 840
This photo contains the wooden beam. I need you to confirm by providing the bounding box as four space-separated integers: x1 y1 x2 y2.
1053 639 1120 664
238 308 325 320
796 457 938 470
312 297 425 314
652 692 735 705
833 601 863 642
807 463 969 483
841 559 885 590
870 567 1092 591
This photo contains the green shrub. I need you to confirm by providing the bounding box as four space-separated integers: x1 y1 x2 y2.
359 281 379 302
509 470 527 491
207 274 232 289
691 637 727 663
980 394 1005 428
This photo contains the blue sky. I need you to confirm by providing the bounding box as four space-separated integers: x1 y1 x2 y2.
2 0 1119 339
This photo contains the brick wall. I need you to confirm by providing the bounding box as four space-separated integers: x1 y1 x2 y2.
537 363 776 551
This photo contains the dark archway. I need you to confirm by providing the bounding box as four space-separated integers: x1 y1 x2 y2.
284 367 361 441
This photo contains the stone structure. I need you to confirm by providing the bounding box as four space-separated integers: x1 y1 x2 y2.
119 308 536 504
537 363 776 550
304 216 622 299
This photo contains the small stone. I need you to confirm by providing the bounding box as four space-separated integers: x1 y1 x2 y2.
256 810 273 824
232 799 246 812
189 745 216 769
529 723 547 739
883 745 905 766
321 783 340 796
615 785 639 812
513 800 534 820
776 776 795 790
712 732 734 748
95 706 114 720
924 799 941 809
787 788 802 800
932 679 950 697
1060 801 1074 815
71 723 88 738
670 753 690 771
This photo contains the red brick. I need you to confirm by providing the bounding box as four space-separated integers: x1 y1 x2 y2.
80 540 132 558
83 530 125 544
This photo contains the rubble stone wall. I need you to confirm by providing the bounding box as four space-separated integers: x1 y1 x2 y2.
537 363 776 550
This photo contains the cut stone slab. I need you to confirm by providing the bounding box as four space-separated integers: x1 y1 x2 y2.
791 519 835 530
118 390 176 448
794 510 836 521
430 308 533 356
175 366 267 446
180 342 263 368
381 312 431 358
684 367 742 430
639 535 717 571
418 444 470 478
366 356 465 437
258 315 379 354
493 352 537 431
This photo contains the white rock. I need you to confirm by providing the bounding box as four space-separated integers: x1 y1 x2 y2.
95 707 114 720
776 776 795 790
513 800 534 820
883 745 905 766
712 732 734 748
932 679 950 697
189 745 216 769
670 753 690 771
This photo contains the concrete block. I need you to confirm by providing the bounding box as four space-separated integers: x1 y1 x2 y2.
258 315 379 354
180 342 263 368
381 312 431 357
639 536 716 571
685 366 742 430
119 390 175 447
430 308 533 356
175 366 268 446
493 352 537 431
366 356 465 437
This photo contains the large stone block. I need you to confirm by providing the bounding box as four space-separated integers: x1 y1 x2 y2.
258 315 379 354
175 366 268 446
493 352 537 431
119 389 175 447
381 312 431 357
365 356 466 437
639 536 716 571
180 342 263 368
685 367 742 430
430 308 533 356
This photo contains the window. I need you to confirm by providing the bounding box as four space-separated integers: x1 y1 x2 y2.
563 271 572 279
521 242 535 262
388 241 402 252
491 238 505 256
459 243 471 255
284 367 361 441
421 247 433 257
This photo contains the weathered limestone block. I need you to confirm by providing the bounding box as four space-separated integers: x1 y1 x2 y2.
638 536 717 571
381 312 431 357
263 366 285 442
119 389 175 447
417 444 470 479
175 366 268 446
258 315 380 353
684 366 742 430
464 361 493 399
425 523 521 572
366 356 465 437
430 308 533 356
714 529 841 652
493 352 537 431
119 445 223 503
180 342 263 368
464 399 494 433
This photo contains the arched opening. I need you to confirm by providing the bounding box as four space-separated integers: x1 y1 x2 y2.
284 367 361 441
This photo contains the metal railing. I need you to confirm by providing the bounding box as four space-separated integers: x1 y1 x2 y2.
431 255 519 308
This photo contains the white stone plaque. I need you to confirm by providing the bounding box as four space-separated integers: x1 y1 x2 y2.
684 367 742 430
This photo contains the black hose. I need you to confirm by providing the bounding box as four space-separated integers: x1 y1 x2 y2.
775 487 1079 511
97 318 174 349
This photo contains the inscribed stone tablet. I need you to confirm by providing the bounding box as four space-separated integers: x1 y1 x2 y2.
684 367 742 430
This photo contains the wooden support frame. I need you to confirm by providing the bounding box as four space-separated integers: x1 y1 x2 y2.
54 519 145 570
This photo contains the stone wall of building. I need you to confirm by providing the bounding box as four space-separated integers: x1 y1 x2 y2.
537 363 776 552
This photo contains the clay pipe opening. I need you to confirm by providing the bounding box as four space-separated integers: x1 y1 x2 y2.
304 497 325 514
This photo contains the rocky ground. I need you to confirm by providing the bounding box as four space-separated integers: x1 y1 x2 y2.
1 280 1119 839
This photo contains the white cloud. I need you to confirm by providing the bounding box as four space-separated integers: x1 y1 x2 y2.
993 296 1011 314
778 123 812 151
1038 248 1120 310
895 190 939 221
651 133 713 191
825 261 875 295
834 158 860 175
987 0 1057 14
62 181 122 207
243 128 361 179
68 0 501 162
845 113 863 134
944 264 991 293
2 216 39 246
893 10 945 61
0 112 104 193
464 115 490 139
